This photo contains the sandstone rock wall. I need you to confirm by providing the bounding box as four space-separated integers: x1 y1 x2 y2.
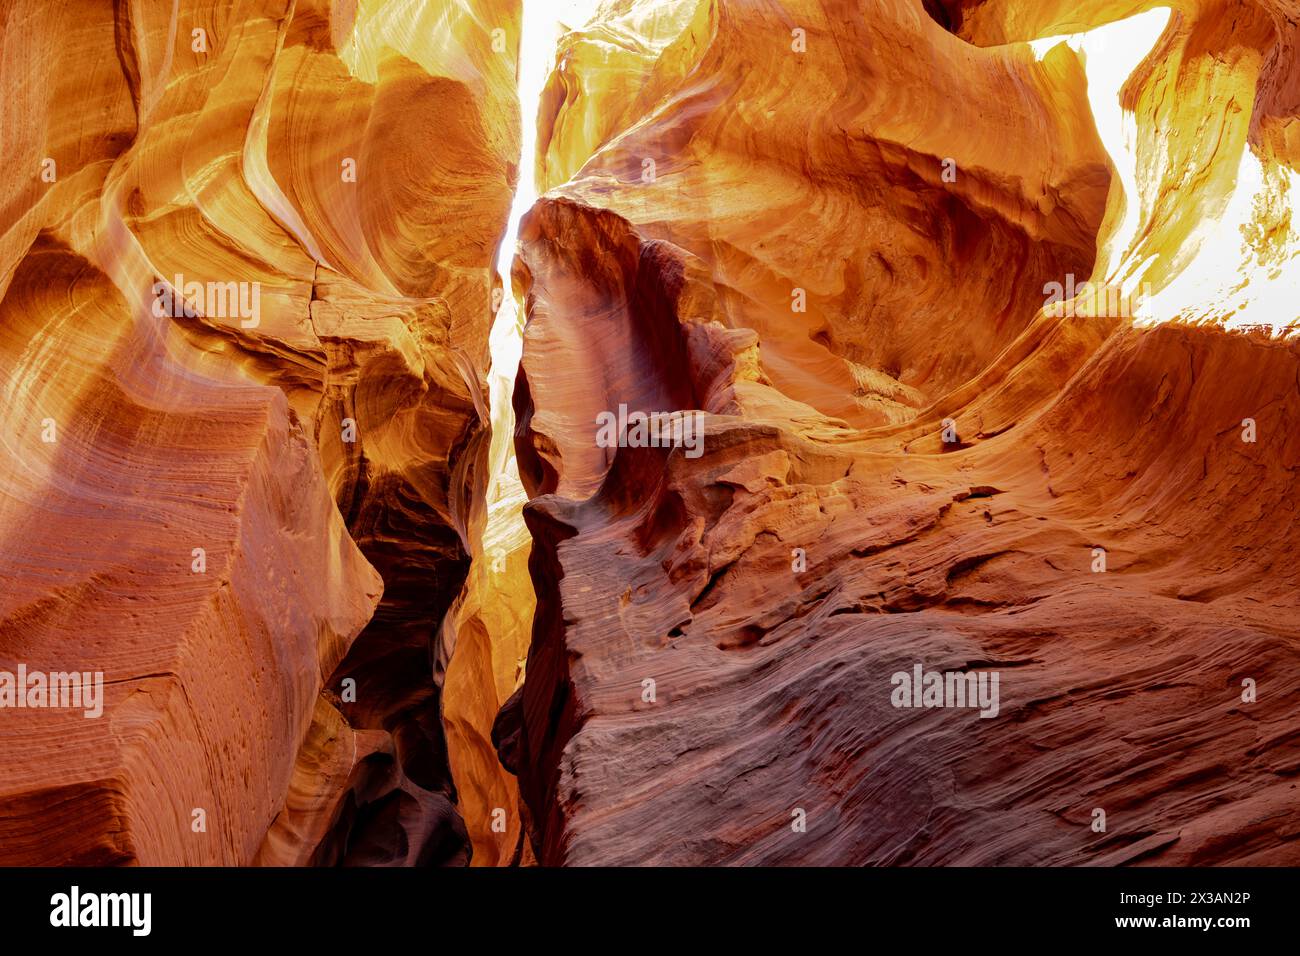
503 0 1300 865
0 0 520 866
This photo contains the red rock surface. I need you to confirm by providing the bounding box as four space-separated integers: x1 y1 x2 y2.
502 0 1300 865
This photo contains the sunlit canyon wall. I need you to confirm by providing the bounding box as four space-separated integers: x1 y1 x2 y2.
0 0 520 865
1 0 1297 867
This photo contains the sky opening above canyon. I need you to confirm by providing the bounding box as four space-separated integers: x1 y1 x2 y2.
483 0 605 566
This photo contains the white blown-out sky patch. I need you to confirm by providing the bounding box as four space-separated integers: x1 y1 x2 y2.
483 0 604 541
1033 7 1300 333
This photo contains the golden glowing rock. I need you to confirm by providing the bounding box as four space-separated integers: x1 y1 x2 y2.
0 0 519 865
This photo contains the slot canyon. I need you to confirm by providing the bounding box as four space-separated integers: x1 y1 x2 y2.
0 0 1297 868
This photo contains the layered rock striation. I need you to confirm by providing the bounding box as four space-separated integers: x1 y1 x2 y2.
0 0 520 865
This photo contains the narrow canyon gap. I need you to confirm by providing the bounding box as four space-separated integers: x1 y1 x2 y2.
444 0 606 867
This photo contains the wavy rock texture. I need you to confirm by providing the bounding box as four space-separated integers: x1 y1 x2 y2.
3 0 1297 871
0 0 519 865
504 0 1300 865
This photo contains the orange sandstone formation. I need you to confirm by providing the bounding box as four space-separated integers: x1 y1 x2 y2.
0 0 519 865
502 0 1300 865
2 0 1297 870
